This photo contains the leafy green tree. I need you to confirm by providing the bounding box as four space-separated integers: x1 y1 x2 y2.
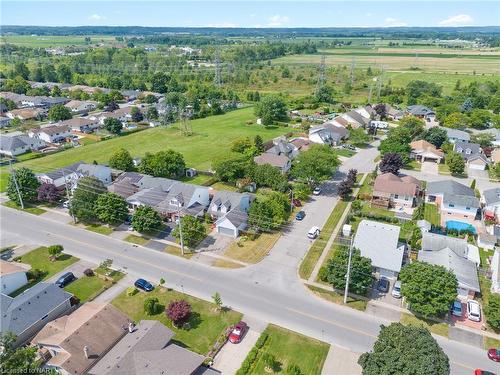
172 215 206 248
443 112 469 129
471 133 494 148
95 192 128 224
292 182 312 201
144 297 161 315
406 80 442 105
249 192 290 231
109 148 134 171
469 109 492 129
324 247 372 295
139 150 186 178
212 291 223 311
423 127 448 148
349 128 370 146
56 64 73 82
358 323 449 375
48 104 72 122
254 135 264 152
485 293 500 332
399 261 457 318
146 106 158 120
445 152 465 175
291 144 339 185
231 137 253 153
379 127 412 163
399 116 425 139
7 167 40 205
249 163 289 192
493 162 500 179
0 333 41 373
315 85 335 103
132 205 162 233
104 117 123 134
212 156 249 183
254 95 288 125
70 177 106 222
47 245 63 259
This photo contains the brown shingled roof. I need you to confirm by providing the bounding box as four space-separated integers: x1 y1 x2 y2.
373 173 421 197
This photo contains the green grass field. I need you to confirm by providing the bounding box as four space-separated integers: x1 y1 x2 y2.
0 107 293 191
423 203 441 227
112 286 242 355
64 274 113 302
0 35 117 47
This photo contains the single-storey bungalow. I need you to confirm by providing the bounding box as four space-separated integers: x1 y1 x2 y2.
443 127 470 144
406 105 436 121
353 220 405 279
64 99 98 114
410 140 444 163
0 260 30 295
372 173 421 210
309 122 349 146
253 153 291 174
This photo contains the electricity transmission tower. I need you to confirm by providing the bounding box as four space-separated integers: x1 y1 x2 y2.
316 55 326 92
214 49 222 87
412 50 419 69
376 65 385 101
349 57 356 86
180 105 193 136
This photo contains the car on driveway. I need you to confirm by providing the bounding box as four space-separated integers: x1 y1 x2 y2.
474 370 496 375
134 278 154 292
307 226 320 239
295 211 306 221
228 321 248 344
467 300 481 322
292 199 302 207
312 187 321 195
391 280 402 298
377 278 390 293
451 300 463 317
487 348 500 362
343 144 356 151
55 272 76 288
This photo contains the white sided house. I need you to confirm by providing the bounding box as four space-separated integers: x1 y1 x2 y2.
28 125 71 144
0 260 30 295
37 162 112 190
210 190 253 237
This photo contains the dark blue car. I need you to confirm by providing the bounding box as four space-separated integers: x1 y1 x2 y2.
134 278 154 292
55 272 76 288
295 211 306 221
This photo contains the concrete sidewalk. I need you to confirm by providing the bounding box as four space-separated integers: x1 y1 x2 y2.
321 346 362 375
93 274 135 303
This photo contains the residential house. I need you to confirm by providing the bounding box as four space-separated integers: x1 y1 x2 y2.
409 140 444 163
371 173 421 210
482 187 500 223
289 137 311 152
406 105 436 121
0 283 76 347
453 141 489 170
340 110 370 128
64 100 98 114
309 122 349 146
0 115 11 128
419 232 480 299
353 220 405 279
491 148 500 164
209 190 253 237
88 320 219 375
491 248 500 294
253 153 291 174
155 182 210 219
57 117 100 133
426 180 481 231
0 260 30 295
385 104 404 121
266 136 299 159
7 107 46 121
29 125 71 144
353 105 376 121
31 303 130 375
37 162 112 189
0 134 46 157
120 90 139 102
20 96 69 109
444 127 470 144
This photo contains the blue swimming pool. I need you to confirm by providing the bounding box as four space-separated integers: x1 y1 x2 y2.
446 220 476 234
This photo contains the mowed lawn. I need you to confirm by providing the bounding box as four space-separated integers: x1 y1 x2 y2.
112 286 242 355
17 246 79 280
248 325 329 375
64 274 113 302
0 107 292 191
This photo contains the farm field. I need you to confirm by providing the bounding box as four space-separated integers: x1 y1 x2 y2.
0 107 294 191
0 34 117 47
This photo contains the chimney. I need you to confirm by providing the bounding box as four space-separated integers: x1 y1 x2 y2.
83 346 90 359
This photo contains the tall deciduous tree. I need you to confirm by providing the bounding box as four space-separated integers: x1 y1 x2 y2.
0 333 41 373
254 95 288 125
172 215 206 248
423 126 448 148
485 294 500 332
291 144 339 185
139 150 186 178
445 152 465 175
37 183 60 203
131 205 162 233
399 261 457 318
379 153 404 175
104 117 123 134
48 104 72 122
109 148 134 171
7 167 40 205
358 323 449 375
95 192 128 224
212 156 249 183
70 177 106 222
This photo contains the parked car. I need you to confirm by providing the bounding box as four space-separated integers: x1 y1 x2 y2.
451 300 463 317
312 187 321 196
228 321 248 344
134 278 154 292
487 348 500 362
307 226 320 239
124 215 132 225
292 199 302 207
55 272 76 288
467 300 481 322
474 370 496 375
295 211 306 221
391 280 402 298
377 278 390 293
343 144 356 151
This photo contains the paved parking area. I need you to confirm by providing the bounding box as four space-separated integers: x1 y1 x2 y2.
450 301 484 330
196 231 233 253
467 168 489 179
421 161 438 175
47 259 97 283
369 278 402 307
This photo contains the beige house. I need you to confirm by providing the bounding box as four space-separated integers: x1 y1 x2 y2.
410 140 444 163
253 153 291 174
372 173 421 210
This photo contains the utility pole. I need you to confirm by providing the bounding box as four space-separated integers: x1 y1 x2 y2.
177 208 185 256
349 57 356 86
214 49 222 87
289 189 294 213
376 66 384 102
9 160 24 209
61 168 76 223
343 236 355 304
316 55 326 92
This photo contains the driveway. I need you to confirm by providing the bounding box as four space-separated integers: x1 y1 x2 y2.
467 168 489 180
47 259 97 283
213 315 266 375
196 231 233 253
421 161 438 175
322 346 362 375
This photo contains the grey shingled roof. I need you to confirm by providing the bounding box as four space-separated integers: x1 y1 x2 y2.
209 191 251 218
418 249 480 292
426 180 474 197
0 135 29 151
353 220 404 273
442 192 479 209
89 320 205 375
444 127 470 142
482 188 500 206
0 283 72 337
222 209 248 229
421 232 469 258
407 105 435 116
454 141 482 160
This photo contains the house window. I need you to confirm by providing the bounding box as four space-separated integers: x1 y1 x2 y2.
466 207 470 210
449 204 454 207
170 199 178 206
457 148 463 153
394 194 399 199
464 215 468 218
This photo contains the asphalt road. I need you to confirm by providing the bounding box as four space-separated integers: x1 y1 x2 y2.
1 206 496 374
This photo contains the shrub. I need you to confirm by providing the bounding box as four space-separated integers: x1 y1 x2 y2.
286 364 302 375
166 300 191 326
318 266 329 282
236 347 259 375
47 245 63 258
126 287 138 296
255 332 269 349
144 297 161 315
83 268 94 277
262 353 277 372
27 268 43 281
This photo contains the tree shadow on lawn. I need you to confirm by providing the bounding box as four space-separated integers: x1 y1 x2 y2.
57 254 73 261
185 311 202 331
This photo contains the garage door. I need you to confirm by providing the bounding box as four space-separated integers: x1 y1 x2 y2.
468 164 485 170
217 226 237 237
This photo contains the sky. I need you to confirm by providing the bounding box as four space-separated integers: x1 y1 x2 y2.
1 1 499 28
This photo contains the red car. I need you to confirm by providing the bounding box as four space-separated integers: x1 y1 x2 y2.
292 199 302 207
228 321 247 344
487 348 500 362
475 370 497 375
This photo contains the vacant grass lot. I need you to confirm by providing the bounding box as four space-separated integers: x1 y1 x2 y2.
0 107 293 191
0 35 117 47
246 324 329 375
222 232 281 264
112 287 241 355
64 274 113 302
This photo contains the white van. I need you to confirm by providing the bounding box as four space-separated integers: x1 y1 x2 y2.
466 300 481 322
307 226 320 239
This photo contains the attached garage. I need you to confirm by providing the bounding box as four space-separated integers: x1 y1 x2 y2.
217 224 238 238
215 209 248 238
467 154 488 170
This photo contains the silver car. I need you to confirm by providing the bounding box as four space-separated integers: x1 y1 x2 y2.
391 280 402 298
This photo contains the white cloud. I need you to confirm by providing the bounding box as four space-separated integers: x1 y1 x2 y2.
267 14 290 27
439 14 474 27
89 14 106 21
384 17 407 27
